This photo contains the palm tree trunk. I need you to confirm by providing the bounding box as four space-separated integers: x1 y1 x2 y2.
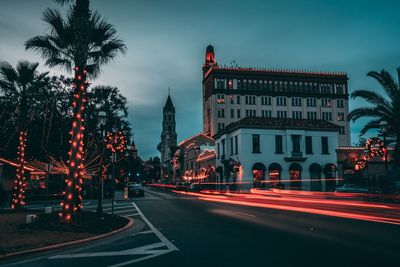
61 66 87 222
11 131 27 209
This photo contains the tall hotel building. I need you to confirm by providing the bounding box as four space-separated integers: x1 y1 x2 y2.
202 45 351 146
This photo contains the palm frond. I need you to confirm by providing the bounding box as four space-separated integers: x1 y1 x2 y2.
347 107 388 122
367 70 400 102
359 119 381 135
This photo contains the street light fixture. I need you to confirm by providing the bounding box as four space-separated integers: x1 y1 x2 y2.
379 120 389 181
97 111 107 219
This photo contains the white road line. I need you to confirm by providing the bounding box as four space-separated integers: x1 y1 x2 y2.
131 202 179 252
49 242 166 259
107 250 172 267
131 230 153 236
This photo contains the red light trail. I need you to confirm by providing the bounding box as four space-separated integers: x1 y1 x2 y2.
149 184 400 226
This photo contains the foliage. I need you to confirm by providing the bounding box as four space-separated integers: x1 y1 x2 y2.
348 68 400 164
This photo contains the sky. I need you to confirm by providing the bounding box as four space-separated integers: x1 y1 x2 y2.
1 0 400 159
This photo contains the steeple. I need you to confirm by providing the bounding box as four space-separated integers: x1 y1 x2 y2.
163 89 175 112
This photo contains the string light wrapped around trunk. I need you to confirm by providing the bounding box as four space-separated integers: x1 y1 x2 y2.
60 66 88 222
11 131 27 209
105 131 127 153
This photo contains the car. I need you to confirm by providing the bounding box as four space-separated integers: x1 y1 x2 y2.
335 184 368 193
187 183 202 192
127 183 144 197
175 182 188 191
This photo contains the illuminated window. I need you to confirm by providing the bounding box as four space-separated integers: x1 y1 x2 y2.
337 112 345 121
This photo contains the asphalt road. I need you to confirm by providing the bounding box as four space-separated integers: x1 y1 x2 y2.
1 187 400 267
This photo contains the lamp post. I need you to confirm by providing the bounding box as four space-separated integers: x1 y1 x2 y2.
379 120 389 181
97 111 107 218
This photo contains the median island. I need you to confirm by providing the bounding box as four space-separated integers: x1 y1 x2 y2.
0 210 130 258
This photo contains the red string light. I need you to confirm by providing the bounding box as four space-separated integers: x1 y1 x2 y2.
11 131 27 209
366 137 384 157
105 131 127 153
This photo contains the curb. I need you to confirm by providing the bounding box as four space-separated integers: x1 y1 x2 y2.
0 216 134 262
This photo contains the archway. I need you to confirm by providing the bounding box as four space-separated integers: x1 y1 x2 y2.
252 162 266 188
324 163 337 191
268 163 282 188
309 163 322 191
289 163 302 190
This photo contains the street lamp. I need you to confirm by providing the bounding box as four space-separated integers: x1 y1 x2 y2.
379 120 389 181
97 111 107 218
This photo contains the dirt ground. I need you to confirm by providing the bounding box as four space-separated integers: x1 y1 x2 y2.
0 211 94 255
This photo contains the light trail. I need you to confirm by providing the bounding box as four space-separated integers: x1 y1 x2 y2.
163 186 400 226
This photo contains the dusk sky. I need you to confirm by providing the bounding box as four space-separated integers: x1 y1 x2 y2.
1 0 399 159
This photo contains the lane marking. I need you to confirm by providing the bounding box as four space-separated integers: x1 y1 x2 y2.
49 242 166 259
107 250 172 267
131 230 153 236
131 202 179 252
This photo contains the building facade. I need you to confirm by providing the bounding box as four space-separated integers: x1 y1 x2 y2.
159 94 177 179
214 117 340 192
178 133 216 182
202 45 351 146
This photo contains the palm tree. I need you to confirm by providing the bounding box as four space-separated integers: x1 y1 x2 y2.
348 68 400 165
25 0 126 221
0 61 48 209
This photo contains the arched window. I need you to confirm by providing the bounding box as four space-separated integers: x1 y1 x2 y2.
289 163 302 190
309 163 322 191
268 163 282 188
252 163 266 188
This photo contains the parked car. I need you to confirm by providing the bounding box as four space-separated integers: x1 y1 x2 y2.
127 183 144 197
335 184 368 193
175 182 188 191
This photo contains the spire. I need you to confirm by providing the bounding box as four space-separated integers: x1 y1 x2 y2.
163 90 175 112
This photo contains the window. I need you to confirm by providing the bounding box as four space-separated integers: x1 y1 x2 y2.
230 95 234 104
217 123 225 131
216 94 225 104
275 135 283 154
234 136 238 154
291 135 301 153
321 137 329 154
216 79 224 89
217 143 220 159
217 109 225 118
339 126 346 135
337 112 345 121
322 112 332 121
305 136 313 154
262 110 272 118
245 96 256 105
246 109 256 117
336 84 345 94
321 98 332 107
277 110 287 118
292 111 302 119
228 79 233 89
230 137 234 155
277 97 287 106
237 95 241 104
230 109 234 118
221 139 225 158
237 109 241 118
306 98 316 107
252 134 260 153
237 80 242 90
307 111 317 119
337 99 344 108
291 97 302 106
320 84 333 94
261 96 272 105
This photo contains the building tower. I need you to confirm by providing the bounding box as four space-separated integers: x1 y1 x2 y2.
130 140 138 159
160 91 177 178
202 44 216 76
